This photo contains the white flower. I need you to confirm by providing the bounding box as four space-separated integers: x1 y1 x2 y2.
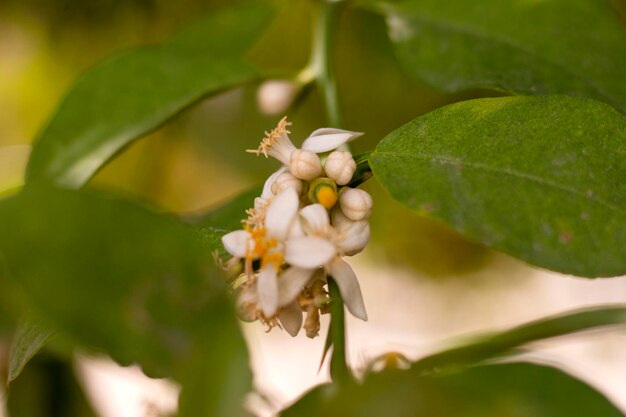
248 118 362 166
222 189 335 318
247 117 295 166
271 171 303 195
339 188 373 221
224 119 371 337
248 118 363 189
324 150 357 185
289 149 322 180
275 204 368 321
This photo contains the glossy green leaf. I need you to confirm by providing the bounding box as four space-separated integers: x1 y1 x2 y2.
8 319 56 383
373 0 626 113
0 185 250 416
370 95 626 277
284 362 625 417
413 305 626 373
26 3 275 188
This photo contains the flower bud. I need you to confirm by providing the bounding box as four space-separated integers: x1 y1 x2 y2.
324 151 356 185
271 171 303 195
330 207 351 229
290 149 322 180
254 197 268 211
339 220 370 256
300 204 330 234
256 80 297 115
339 188 373 221
308 177 338 209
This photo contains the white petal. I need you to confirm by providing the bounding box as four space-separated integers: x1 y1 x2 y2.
261 167 287 199
278 267 315 307
288 217 305 239
278 302 303 337
257 265 279 317
221 230 252 258
339 220 370 256
268 134 297 166
327 257 367 321
299 204 330 234
265 188 299 240
284 236 336 268
302 128 363 153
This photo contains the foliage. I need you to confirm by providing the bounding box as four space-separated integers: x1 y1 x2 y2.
1 0 626 415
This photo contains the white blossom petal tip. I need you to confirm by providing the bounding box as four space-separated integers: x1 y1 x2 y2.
328 258 367 321
301 128 363 153
222 230 252 259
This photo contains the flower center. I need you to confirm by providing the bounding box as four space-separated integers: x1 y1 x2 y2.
243 226 284 268
309 178 338 209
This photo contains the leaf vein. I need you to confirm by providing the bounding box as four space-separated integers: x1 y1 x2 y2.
373 151 626 216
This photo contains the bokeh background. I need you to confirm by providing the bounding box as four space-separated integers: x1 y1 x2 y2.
1 0 626 416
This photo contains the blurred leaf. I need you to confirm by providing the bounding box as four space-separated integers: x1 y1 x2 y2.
413 305 626 373
0 145 30 197
0 185 250 416
7 354 99 417
26 2 276 188
370 96 626 277
283 362 625 416
372 0 626 113
184 186 261 231
8 318 57 384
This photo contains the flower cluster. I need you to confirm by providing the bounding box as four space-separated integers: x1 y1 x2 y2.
221 117 372 338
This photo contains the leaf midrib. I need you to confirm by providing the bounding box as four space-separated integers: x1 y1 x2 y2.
372 151 626 216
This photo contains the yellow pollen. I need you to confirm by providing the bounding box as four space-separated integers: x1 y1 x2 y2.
245 116 291 157
316 187 338 209
262 252 284 268
241 226 277 260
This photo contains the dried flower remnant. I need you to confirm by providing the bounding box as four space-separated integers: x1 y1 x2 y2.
221 117 372 338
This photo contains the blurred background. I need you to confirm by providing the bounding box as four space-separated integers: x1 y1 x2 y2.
1 0 626 416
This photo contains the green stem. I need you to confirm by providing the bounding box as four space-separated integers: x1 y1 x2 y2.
328 276 349 383
311 0 344 128
311 0 351 384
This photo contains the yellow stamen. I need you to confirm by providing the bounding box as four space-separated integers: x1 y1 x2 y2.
246 116 291 157
261 251 284 269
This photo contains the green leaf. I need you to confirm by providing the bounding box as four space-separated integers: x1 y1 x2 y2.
7 354 99 417
8 319 56 384
184 186 261 231
373 0 626 113
26 3 275 188
370 95 626 277
0 185 250 416
283 362 625 417
412 305 626 373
